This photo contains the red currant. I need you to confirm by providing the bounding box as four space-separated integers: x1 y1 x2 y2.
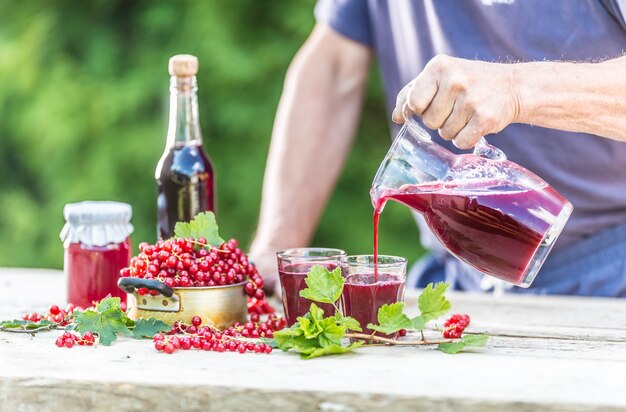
163 342 175 354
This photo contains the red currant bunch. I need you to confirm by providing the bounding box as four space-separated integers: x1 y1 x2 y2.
247 297 275 316
23 303 81 326
55 331 96 348
442 313 470 339
121 237 276 314
155 315 284 355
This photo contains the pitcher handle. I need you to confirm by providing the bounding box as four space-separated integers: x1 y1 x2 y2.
473 137 507 161
403 103 506 160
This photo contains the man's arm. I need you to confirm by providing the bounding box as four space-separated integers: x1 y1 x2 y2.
392 55 626 149
249 24 372 290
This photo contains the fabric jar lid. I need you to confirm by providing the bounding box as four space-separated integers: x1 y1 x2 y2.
60 201 134 247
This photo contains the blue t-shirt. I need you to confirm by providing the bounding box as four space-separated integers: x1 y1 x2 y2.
316 0 626 250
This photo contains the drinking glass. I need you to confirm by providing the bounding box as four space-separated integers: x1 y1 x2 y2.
341 255 407 337
277 248 346 326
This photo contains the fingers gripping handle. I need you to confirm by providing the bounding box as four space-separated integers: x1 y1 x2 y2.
402 101 505 160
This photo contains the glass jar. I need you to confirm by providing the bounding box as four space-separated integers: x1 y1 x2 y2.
60 201 134 308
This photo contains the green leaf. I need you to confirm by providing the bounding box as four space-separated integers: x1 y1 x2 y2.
316 317 346 347
460 334 489 347
297 303 325 339
367 302 413 335
131 318 170 339
299 265 344 304
173 212 224 246
436 341 466 354
339 315 362 332
418 282 451 323
274 327 317 353
73 300 132 346
0 319 53 330
300 341 363 360
96 297 122 312
273 302 355 358
438 334 489 354
411 316 426 330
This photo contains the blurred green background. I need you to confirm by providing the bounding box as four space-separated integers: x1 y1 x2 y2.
0 0 424 269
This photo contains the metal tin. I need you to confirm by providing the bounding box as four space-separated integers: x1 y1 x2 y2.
118 277 247 329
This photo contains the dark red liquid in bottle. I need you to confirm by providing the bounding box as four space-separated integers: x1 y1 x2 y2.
342 273 405 337
373 180 567 285
65 239 131 308
279 263 338 326
156 143 215 239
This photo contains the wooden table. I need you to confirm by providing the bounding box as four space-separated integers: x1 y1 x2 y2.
1 268 626 412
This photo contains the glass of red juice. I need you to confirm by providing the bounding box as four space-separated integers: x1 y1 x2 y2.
277 248 346 326
341 255 407 339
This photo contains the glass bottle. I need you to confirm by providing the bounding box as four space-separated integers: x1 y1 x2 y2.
155 54 216 239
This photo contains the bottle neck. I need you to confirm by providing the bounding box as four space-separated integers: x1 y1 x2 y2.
166 76 203 147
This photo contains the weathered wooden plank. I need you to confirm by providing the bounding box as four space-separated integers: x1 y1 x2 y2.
2 379 626 412
2 268 626 412
2 332 626 411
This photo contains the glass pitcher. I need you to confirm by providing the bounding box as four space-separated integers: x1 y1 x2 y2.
370 115 573 288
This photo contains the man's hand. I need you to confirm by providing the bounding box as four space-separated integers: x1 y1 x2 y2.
392 55 521 149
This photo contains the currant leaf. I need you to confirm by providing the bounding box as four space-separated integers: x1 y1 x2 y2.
418 282 451 323
437 334 489 354
73 297 132 346
273 302 360 359
299 265 344 305
339 315 363 333
0 319 53 330
367 302 412 335
173 212 224 246
300 341 363 360
131 318 170 339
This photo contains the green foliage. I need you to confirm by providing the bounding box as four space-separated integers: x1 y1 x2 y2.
131 318 170 340
367 302 413 335
73 297 168 345
273 303 362 360
0 319 54 331
73 298 133 345
437 334 489 354
0 1 425 268
173 212 223 245
299 265 344 305
418 282 451 323
367 283 450 334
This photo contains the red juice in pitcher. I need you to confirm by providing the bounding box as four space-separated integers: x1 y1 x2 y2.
374 179 569 285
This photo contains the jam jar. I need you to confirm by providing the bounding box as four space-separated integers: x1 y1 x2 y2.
60 201 134 308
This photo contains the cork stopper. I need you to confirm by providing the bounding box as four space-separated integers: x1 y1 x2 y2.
168 54 198 77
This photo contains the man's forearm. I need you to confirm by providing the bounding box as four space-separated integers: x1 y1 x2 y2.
515 55 626 140
394 54 626 149
251 26 371 259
